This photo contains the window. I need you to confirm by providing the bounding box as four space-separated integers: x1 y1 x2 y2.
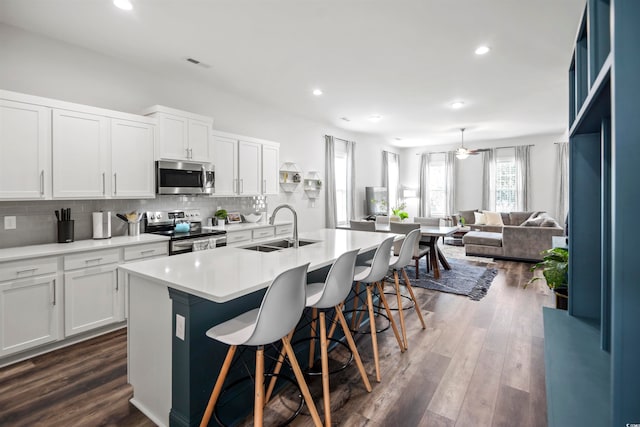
495 148 516 212
334 141 348 226
428 153 446 216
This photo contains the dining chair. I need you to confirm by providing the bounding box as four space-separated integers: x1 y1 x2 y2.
349 220 376 231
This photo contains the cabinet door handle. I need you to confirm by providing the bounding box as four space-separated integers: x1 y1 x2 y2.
186 148 190 159
240 179 244 194
114 173 117 195
85 257 103 264
102 172 106 195
115 278 119 292
190 148 193 159
263 179 266 194
17 267 38 275
40 170 45 195
52 279 56 306
140 249 156 255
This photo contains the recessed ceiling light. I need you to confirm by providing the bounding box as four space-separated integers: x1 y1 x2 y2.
368 114 382 123
451 101 465 109
312 89 323 96
475 46 490 55
113 0 133 10
340 117 351 122
395 137 402 141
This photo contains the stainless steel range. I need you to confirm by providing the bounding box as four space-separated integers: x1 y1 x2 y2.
144 209 226 255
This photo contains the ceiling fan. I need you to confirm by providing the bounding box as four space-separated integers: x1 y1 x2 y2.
455 128 489 159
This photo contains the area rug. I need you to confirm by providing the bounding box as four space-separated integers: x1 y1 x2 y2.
404 257 498 301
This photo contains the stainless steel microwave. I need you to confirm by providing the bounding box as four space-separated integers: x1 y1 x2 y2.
156 160 214 195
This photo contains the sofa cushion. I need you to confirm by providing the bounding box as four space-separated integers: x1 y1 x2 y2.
463 231 503 247
500 212 511 225
483 210 504 226
474 212 487 225
459 209 477 225
521 216 546 226
540 217 561 227
510 211 537 225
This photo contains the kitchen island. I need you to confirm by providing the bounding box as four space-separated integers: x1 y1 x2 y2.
119 228 396 427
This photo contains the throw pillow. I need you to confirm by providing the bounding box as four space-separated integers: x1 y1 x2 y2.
459 209 477 225
521 216 546 226
473 211 487 225
483 210 504 226
541 217 561 227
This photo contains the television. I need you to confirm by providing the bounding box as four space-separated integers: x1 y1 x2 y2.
365 187 387 216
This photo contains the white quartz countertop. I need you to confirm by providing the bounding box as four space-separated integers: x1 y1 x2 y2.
202 220 291 232
0 234 170 263
119 228 397 303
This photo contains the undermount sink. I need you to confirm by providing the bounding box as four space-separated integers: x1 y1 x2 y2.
240 239 319 252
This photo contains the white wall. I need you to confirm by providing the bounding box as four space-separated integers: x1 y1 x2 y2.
400 133 565 219
0 24 394 231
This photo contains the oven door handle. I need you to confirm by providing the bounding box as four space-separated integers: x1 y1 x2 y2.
173 241 198 249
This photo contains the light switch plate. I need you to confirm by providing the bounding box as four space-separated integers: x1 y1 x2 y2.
4 216 16 230
175 314 185 340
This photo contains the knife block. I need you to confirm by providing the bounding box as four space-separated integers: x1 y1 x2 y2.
57 220 75 243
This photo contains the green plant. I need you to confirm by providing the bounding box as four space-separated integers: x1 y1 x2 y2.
391 203 409 220
527 247 568 290
460 216 466 226
214 209 228 219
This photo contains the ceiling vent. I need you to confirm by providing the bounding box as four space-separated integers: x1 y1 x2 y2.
185 58 211 69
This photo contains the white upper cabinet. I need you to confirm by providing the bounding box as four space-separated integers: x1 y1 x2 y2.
52 109 110 199
213 135 238 196
213 131 280 196
0 99 51 200
262 143 279 195
142 105 213 163
0 90 157 200
111 119 155 198
238 140 262 195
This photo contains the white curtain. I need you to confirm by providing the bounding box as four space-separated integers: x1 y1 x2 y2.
555 142 569 221
444 151 456 217
515 145 531 211
481 149 496 210
382 151 399 212
419 153 430 217
324 135 337 228
346 140 356 221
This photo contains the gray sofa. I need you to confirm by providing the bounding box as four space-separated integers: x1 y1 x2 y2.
459 210 564 262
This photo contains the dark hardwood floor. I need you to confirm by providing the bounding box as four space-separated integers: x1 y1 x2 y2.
0 258 552 426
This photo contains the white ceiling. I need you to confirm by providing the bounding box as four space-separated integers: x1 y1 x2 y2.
0 0 585 147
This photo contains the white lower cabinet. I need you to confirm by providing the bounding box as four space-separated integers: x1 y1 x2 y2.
0 274 60 357
64 264 120 337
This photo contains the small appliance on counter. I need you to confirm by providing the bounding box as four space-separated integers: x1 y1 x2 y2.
92 211 112 239
144 209 227 255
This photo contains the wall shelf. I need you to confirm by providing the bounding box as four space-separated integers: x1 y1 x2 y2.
303 171 322 199
279 162 302 192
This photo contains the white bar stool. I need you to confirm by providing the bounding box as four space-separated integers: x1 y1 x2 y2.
387 228 428 350
351 235 405 382
199 263 323 427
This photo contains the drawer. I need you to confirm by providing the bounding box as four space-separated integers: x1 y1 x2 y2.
64 249 120 271
226 230 252 244
252 227 275 240
0 257 58 282
124 242 169 261
275 224 293 236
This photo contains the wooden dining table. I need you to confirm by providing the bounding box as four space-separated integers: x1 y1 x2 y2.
375 223 459 279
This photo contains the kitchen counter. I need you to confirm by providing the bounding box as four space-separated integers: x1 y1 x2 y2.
121 228 397 427
0 234 170 263
121 228 387 303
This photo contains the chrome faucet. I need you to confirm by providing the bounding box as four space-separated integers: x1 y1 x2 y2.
269 204 298 248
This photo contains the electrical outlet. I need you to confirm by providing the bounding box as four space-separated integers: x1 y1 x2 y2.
4 216 16 230
175 314 185 340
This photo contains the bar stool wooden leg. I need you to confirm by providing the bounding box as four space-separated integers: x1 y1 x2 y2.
264 330 294 403
351 282 361 330
365 285 381 382
335 308 372 392
254 346 265 427
394 270 408 350
402 268 427 329
327 309 339 339
309 307 318 369
375 281 406 353
281 335 323 427
200 345 237 427
319 312 331 426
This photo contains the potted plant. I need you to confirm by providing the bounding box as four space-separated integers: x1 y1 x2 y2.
214 209 227 226
527 247 569 310
391 203 409 221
